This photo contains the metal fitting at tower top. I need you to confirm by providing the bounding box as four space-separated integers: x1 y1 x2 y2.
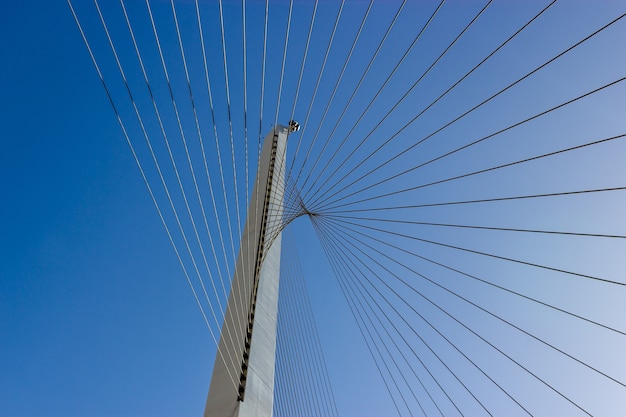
288 120 301 132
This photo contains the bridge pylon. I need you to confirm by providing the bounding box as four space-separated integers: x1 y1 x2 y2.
204 124 292 417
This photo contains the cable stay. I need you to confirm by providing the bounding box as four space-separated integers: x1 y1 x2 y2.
69 1 626 415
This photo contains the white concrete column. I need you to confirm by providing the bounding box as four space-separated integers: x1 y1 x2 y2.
204 125 289 417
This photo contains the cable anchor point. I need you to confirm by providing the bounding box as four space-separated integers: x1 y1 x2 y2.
288 120 301 132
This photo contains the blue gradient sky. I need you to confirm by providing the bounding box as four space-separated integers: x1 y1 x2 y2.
2 1 626 416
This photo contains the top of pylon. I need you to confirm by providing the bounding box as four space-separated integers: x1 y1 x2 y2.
288 120 301 133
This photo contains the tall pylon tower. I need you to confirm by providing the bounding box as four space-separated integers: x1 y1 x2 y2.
204 123 296 417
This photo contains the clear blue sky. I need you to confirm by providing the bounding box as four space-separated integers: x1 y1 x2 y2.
2 1 626 416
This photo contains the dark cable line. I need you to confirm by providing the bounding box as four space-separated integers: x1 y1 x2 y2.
306 12 626 210
242 0 249 213
294 228 338 415
292 0 375 188
317 217 485 416
316 132 626 212
320 244 412 416
326 214 626 240
70 2 626 415
68 0 238 386
301 0 558 206
170 0 241 321
312 217 405 417
328 236 444 417
317 215 626 337
284 230 339 416
194 0 239 282
152 0 236 322
272 0 294 130
299 0 446 203
288 0 346 172
314 76 626 212
274 241 296 417
293 0 408 197
258 0 269 152
328 216 626 287
282 248 323 417
316 226 482 416
316 217 475 416
328 245 422 417
304 0 493 206
323 216 593 416
286 0 319 161
104 0 234 337
327 217 626 389
277 233 319 417
323 218 528 416
185 0 236 300
132 0 245 351
277 251 309 417
216 0 244 246
274 322 295 417
322 186 626 215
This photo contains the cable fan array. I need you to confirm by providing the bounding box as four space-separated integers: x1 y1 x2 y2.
70 0 626 415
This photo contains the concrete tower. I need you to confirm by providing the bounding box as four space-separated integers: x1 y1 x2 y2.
204 124 295 417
